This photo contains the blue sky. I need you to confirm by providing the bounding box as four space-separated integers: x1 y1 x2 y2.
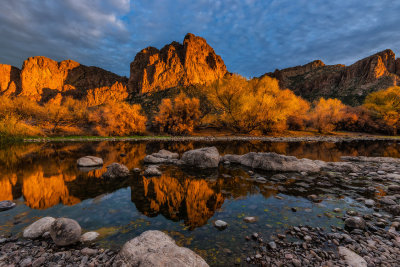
0 0 399 77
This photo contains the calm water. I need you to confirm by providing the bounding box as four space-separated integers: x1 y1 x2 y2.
1 140 400 266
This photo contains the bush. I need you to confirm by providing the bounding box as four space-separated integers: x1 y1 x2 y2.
364 86 400 135
153 93 201 135
310 98 346 133
88 102 147 136
204 74 309 133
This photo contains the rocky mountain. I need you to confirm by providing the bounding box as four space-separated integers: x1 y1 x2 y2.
0 56 128 105
265 49 400 105
128 33 227 94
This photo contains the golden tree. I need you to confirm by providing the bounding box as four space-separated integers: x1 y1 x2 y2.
310 98 346 133
154 93 201 135
364 86 400 135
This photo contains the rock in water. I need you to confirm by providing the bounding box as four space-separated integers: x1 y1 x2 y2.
117 230 209 267
77 156 103 167
345 217 366 230
23 217 55 239
214 220 228 230
143 165 162 176
338 246 367 267
181 147 220 168
50 218 82 246
143 150 180 164
80 231 100 243
0 200 16 211
102 163 130 178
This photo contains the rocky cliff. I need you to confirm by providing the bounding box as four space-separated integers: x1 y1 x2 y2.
265 49 400 105
0 56 128 104
128 33 227 94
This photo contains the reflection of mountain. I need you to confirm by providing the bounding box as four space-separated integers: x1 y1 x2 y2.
130 173 224 229
22 167 80 209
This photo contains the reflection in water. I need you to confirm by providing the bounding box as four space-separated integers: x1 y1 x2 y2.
0 140 399 213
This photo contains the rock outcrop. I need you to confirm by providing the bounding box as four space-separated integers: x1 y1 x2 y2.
128 33 227 94
0 56 128 104
265 49 400 105
116 230 209 267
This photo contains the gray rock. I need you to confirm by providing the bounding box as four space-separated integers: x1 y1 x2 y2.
345 217 366 230
80 232 99 243
23 217 55 239
0 200 16 212
32 257 46 267
143 165 162 176
181 147 220 168
338 246 367 267
214 220 228 230
388 185 400 192
50 218 82 246
152 149 179 159
117 230 209 267
102 163 130 178
341 156 400 164
143 150 179 164
243 217 257 223
77 156 103 167
364 199 375 207
389 205 400 216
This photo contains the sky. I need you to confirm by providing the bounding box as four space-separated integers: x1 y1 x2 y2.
0 0 399 78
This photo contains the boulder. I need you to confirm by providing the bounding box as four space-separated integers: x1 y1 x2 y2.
117 230 209 267
23 217 55 239
338 246 367 267
345 216 366 230
143 150 179 164
50 218 82 246
77 156 103 167
102 163 130 178
144 165 162 176
181 147 220 168
80 231 100 243
214 220 228 230
0 200 16 212
221 152 359 173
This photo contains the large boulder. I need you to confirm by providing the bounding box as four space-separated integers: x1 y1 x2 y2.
102 163 130 178
23 217 55 239
50 218 82 246
143 150 179 164
77 156 103 167
222 152 359 173
181 147 220 168
116 230 209 267
0 200 16 212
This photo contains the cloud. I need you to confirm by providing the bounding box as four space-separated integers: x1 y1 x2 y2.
0 0 399 77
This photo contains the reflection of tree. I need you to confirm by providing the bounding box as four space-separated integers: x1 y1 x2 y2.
130 173 224 229
0 175 14 201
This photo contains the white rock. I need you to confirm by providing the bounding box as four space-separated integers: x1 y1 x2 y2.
80 231 100 242
23 217 55 239
214 220 228 230
77 156 103 167
338 246 367 267
117 230 209 267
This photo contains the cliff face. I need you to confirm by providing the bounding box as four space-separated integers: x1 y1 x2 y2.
1 56 128 104
128 33 227 94
265 49 400 105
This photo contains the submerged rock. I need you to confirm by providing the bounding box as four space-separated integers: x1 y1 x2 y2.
214 220 228 230
23 217 55 239
116 230 209 267
102 163 130 178
144 150 180 164
77 156 103 167
144 165 162 176
181 147 220 168
80 231 100 243
0 200 16 212
50 218 82 246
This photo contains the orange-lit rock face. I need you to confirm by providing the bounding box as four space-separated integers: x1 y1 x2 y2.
128 33 227 94
131 173 224 229
0 64 21 96
266 49 400 105
2 56 128 104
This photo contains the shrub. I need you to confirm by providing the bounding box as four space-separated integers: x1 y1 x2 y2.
204 74 309 133
88 102 147 136
364 86 400 135
153 93 201 135
310 98 346 133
